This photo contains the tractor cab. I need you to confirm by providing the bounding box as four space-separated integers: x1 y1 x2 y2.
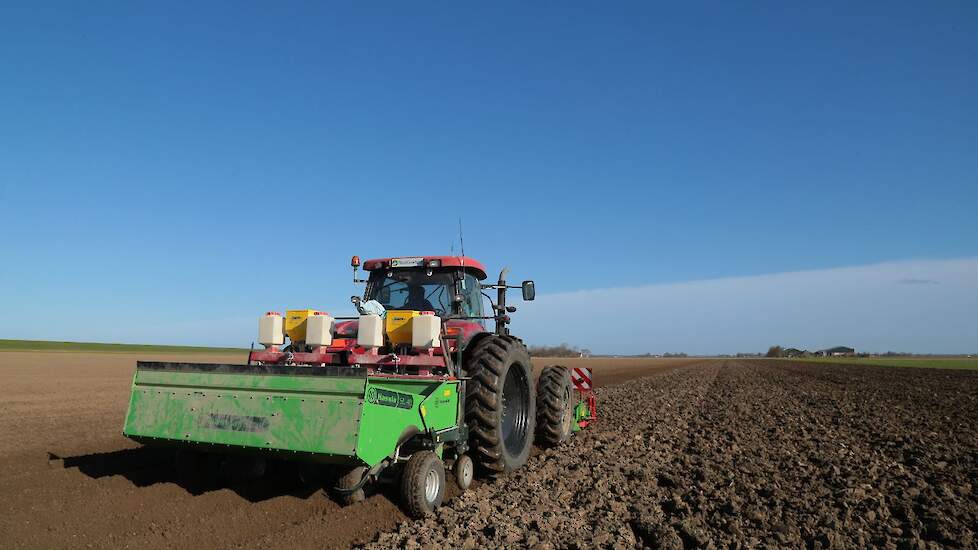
360 256 488 319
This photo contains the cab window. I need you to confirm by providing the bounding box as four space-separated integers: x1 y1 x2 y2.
459 273 483 318
366 269 484 318
367 269 456 316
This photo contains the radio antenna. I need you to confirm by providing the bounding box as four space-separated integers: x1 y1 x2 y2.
458 218 466 289
458 217 466 257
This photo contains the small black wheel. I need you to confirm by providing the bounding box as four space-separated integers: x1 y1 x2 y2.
401 451 445 517
453 454 474 491
335 465 367 504
536 365 575 447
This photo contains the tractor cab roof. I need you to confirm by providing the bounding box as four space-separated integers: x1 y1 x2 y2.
363 256 488 280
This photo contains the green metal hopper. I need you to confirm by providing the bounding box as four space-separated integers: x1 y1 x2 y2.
123 362 464 468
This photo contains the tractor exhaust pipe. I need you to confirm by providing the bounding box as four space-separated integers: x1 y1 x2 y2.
496 268 510 335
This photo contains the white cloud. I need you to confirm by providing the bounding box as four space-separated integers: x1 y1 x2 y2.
517 257 978 355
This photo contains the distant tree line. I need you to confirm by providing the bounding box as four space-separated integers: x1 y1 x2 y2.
527 343 591 357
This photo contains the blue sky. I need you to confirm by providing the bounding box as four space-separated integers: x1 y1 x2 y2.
1 3 976 353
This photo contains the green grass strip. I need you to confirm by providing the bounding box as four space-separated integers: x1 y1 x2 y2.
0 339 248 354
795 357 978 370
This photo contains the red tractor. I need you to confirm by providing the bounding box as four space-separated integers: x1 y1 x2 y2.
345 255 595 472
131 255 596 516
250 255 591 474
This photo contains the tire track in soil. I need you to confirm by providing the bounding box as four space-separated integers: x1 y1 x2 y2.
363 362 722 548
235 361 702 550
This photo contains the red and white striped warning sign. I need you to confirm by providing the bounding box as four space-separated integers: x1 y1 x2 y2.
571 367 592 391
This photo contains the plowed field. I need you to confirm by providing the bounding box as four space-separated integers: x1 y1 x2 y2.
3 354 976 548
0 351 694 549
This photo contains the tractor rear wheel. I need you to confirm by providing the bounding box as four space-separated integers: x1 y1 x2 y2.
535 365 575 447
463 334 536 475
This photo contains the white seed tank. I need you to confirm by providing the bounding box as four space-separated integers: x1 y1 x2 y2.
258 313 284 346
306 313 334 347
412 313 441 348
357 314 384 348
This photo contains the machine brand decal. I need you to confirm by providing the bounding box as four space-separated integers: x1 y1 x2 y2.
201 413 270 433
390 257 424 267
366 387 413 409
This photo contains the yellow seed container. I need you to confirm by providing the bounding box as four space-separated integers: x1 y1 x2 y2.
285 309 317 342
385 310 420 345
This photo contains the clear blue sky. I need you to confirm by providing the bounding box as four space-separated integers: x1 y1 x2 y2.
1 2 976 352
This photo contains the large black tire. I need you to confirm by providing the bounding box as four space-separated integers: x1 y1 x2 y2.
535 365 575 447
401 451 445 518
463 334 536 475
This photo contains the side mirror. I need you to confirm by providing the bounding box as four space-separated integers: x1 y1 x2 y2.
521 280 535 301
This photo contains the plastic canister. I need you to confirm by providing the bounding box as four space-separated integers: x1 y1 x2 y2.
412 312 441 348
258 312 284 346
306 312 334 347
357 314 384 348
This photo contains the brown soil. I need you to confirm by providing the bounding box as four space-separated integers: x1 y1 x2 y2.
7 354 975 549
0 351 691 549
367 360 978 549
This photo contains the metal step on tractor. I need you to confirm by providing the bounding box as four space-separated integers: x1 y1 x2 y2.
122 255 596 517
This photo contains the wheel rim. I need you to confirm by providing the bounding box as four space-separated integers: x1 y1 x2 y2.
424 468 439 502
460 459 473 485
501 363 530 456
561 386 573 435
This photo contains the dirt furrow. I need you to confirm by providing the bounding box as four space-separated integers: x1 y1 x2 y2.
0 352 693 549
361 361 978 548
4 353 977 549
362 362 721 548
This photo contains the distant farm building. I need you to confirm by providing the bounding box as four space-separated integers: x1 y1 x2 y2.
816 346 855 357
783 348 811 358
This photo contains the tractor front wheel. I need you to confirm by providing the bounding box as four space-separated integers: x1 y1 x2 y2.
463 334 536 475
401 451 445 517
